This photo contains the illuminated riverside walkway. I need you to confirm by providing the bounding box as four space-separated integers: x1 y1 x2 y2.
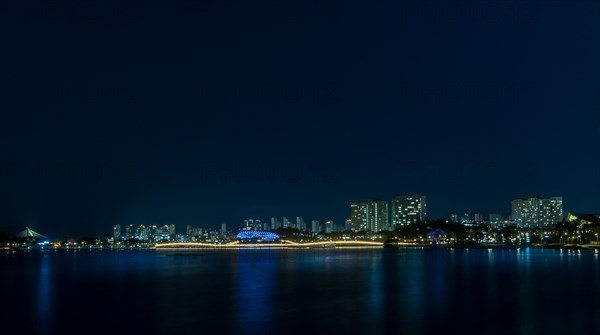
154 240 412 249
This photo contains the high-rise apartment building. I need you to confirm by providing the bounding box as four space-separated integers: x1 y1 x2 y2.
350 199 389 232
391 195 427 227
511 196 563 228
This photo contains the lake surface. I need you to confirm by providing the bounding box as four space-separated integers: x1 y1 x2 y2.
2 248 600 335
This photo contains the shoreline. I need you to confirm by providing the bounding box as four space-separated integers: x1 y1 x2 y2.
4 243 600 253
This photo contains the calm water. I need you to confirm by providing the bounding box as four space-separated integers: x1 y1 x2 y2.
2 248 600 335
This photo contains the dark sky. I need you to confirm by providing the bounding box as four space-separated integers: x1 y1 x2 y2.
1 0 599 237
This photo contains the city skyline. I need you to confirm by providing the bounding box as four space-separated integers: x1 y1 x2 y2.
1 192 580 237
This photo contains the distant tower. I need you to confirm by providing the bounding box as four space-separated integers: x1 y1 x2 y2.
311 220 320 234
113 224 121 239
125 224 135 239
296 217 305 231
345 219 352 231
325 220 335 233
271 217 281 230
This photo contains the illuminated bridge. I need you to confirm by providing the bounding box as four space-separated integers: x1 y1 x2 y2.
155 240 399 249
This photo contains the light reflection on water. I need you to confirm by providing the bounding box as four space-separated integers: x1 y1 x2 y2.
2 248 600 335
36 254 52 333
234 250 276 333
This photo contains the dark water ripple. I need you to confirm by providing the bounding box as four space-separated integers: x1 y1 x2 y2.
2 248 599 335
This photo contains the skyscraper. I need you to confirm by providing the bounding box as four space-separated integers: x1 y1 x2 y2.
350 199 389 232
345 219 352 231
113 224 121 239
511 196 563 228
391 195 427 227
325 220 335 233
296 217 305 231
311 220 320 234
271 217 281 230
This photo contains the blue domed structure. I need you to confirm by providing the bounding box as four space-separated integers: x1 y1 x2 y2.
427 229 446 244
236 231 280 243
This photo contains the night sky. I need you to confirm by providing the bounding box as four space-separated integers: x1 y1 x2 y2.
2 0 599 237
